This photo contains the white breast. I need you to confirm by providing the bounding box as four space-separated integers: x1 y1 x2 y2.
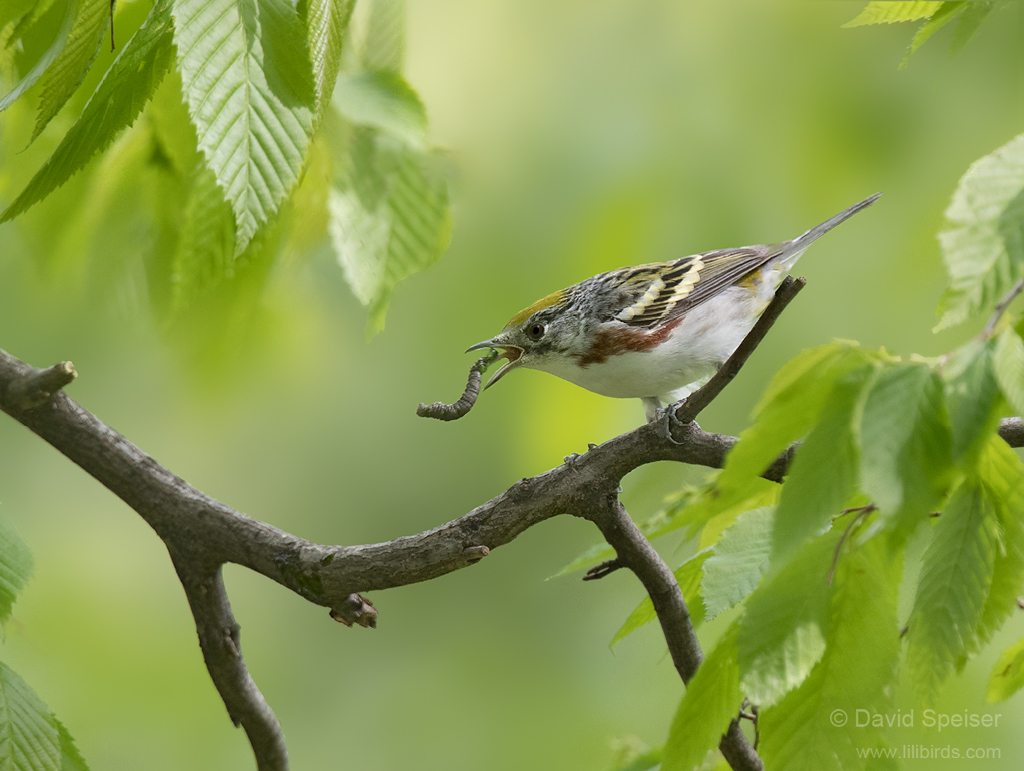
529 286 769 402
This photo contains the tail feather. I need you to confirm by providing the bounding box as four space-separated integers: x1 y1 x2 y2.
789 192 882 251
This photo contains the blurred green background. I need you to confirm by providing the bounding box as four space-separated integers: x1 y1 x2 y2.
2 1 1024 769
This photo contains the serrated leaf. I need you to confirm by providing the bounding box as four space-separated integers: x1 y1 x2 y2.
994 329 1024 417
0 0 175 223
738 530 840 706
907 477 999 703
335 70 426 148
0 661 60 771
673 474 780 543
935 132 1024 330
988 636 1024 703
843 2 943 28
720 343 871 489
702 506 774 621
949 1 996 57
662 624 742 771
329 128 451 336
0 519 33 628
900 1 967 69
0 0 75 113
56 719 89 771
172 0 316 254
772 363 876 563
860 363 953 531
974 436 1024 651
303 0 355 122
360 0 403 73
759 537 901 771
0 0 36 34
32 0 110 141
167 169 237 316
944 338 1001 465
610 548 711 649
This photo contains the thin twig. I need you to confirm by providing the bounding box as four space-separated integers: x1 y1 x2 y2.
2 348 1021 771
828 506 874 585
675 276 807 424
982 278 1024 338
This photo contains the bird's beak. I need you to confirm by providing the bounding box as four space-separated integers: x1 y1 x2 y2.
465 338 525 389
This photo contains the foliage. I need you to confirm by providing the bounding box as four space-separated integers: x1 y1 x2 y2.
4 2 1024 771
0 517 87 771
572 120 1024 769
0 0 451 350
845 2 1001 69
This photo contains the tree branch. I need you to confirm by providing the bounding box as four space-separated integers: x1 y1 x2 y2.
3 323 1022 767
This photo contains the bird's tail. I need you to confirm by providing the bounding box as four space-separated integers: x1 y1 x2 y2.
775 192 882 271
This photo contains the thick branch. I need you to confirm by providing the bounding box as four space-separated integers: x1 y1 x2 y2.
3 325 1022 771
586 497 761 769
171 555 287 771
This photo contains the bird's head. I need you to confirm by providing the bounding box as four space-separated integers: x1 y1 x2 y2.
466 289 578 388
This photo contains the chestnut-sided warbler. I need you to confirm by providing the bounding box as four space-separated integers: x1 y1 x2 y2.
468 193 880 422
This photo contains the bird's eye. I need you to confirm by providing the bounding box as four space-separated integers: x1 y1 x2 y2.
528 323 545 340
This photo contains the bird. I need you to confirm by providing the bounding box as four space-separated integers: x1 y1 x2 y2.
467 193 881 423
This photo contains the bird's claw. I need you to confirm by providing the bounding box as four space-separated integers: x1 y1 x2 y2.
657 404 694 445
565 443 601 469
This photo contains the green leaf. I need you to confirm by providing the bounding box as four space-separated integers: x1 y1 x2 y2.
944 339 1001 465
607 738 662 771
760 537 902 771
843 1 943 28
610 548 711 649
974 436 1024 651
935 132 1024 330
0 0 175 223
360 0 404 73
31 0 110 141
0 0 75 113
988 636 1024 703
772 363 876 563
738 530 840 706
949 1 996 57
329 128 452 336
0 0 36 34
907 477 999 703
172 0 316 254
166 169 238 317
672 474 780 544
56 719 89 771
335 70 427 148
860 363 953 531
900 1 967 69
302 0 356 122
0 519 32 628
662 624 742 771
994 328 1024 417
720 343 871 489
702 507 774 622
0 661 60 771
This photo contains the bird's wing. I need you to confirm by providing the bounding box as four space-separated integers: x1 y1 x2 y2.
612 246 775 329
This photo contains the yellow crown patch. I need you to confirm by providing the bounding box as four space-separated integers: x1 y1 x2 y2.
505 289 567 329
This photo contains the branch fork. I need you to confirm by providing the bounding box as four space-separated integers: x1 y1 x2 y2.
4 277 1023 771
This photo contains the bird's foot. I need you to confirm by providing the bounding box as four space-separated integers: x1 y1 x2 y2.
656 403 695 445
